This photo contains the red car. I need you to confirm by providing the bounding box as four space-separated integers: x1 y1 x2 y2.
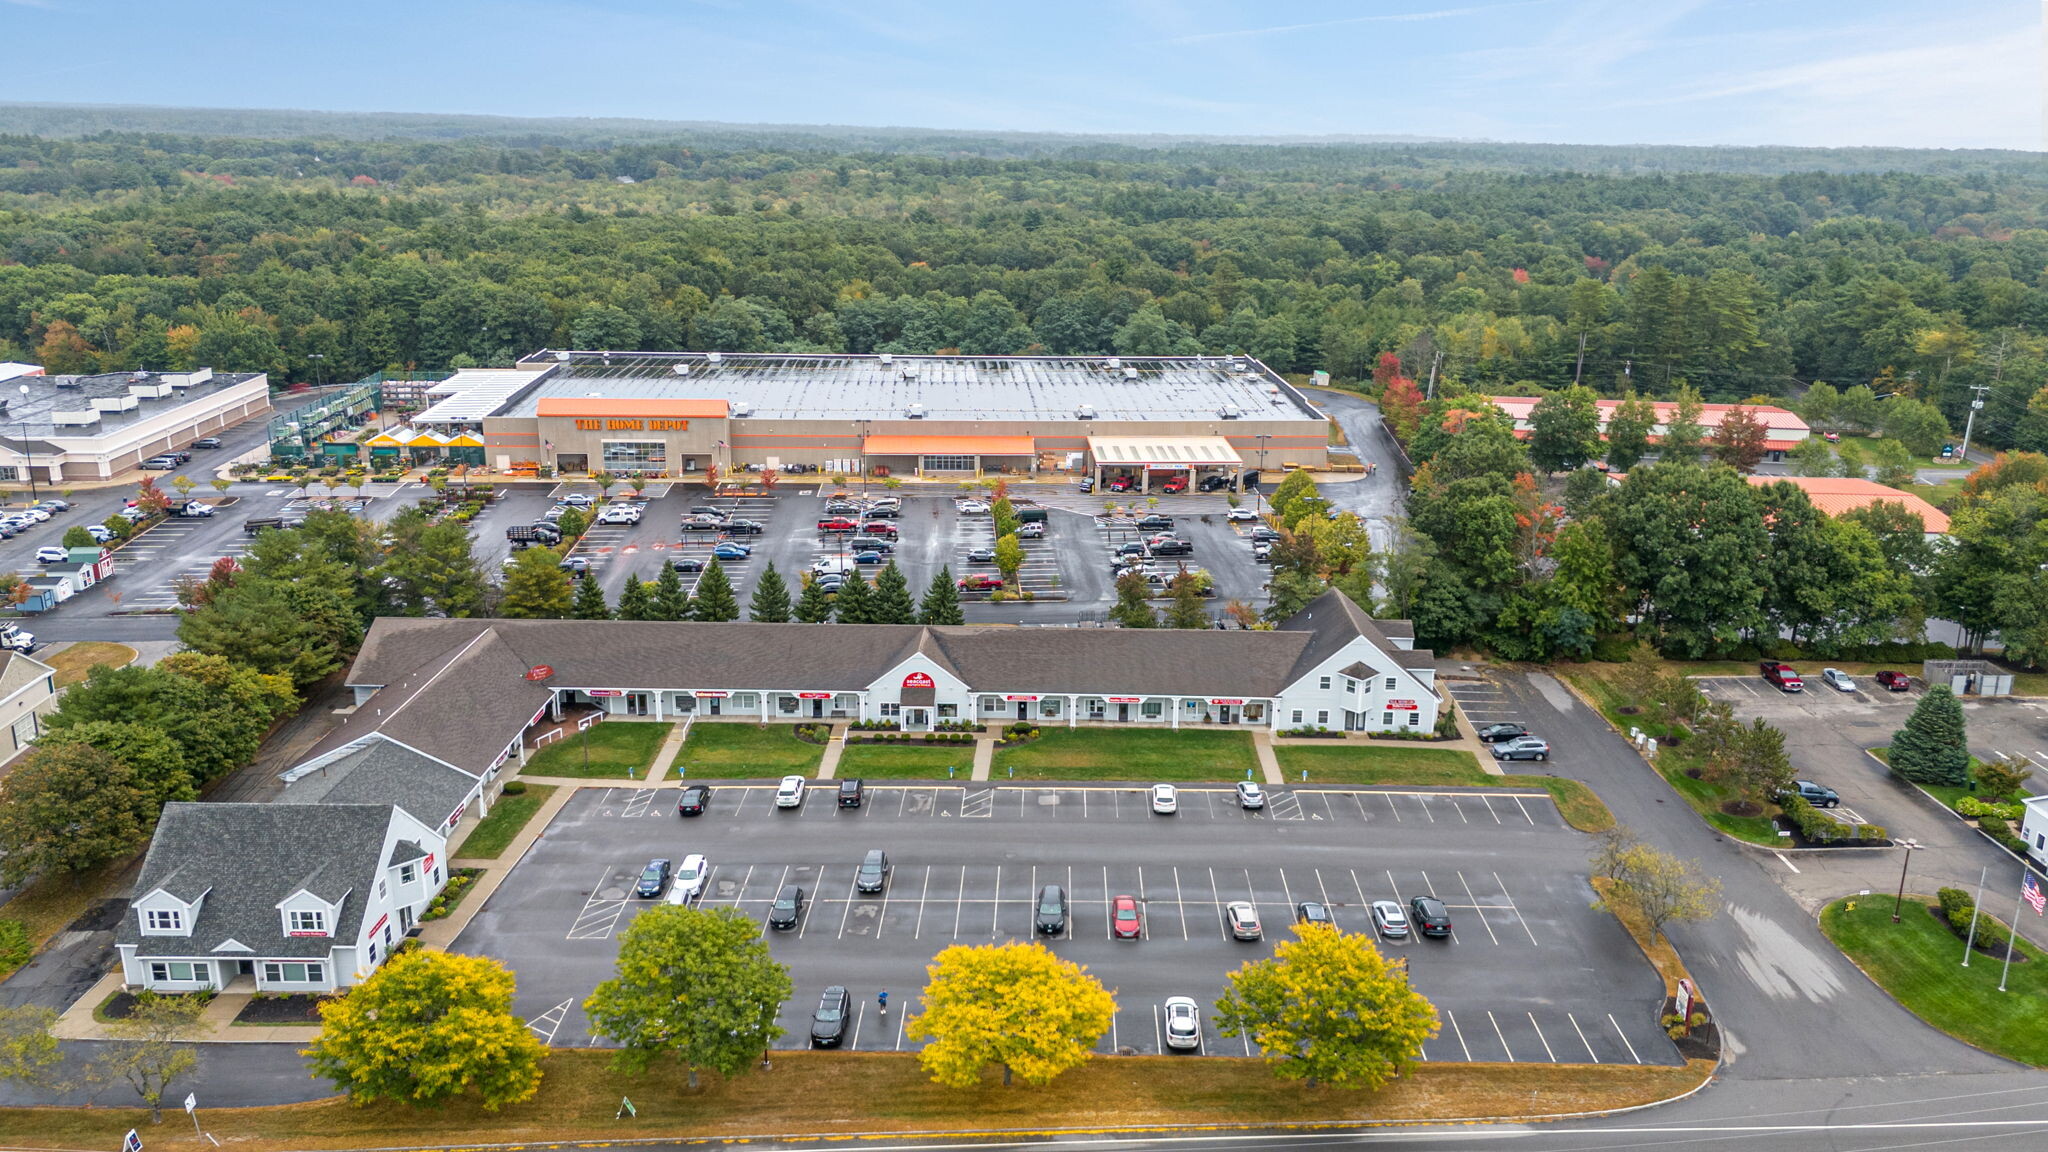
1874 670 1913 692
1760 661 1803 693
816 517 859 533
859 521 899 537
1159 476 1187 493
1107 476 1133 492
957 575 1004 591
1111 894 1142 940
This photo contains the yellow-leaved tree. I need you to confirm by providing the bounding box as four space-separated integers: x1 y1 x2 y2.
905 941 1115 1087
304 950 544 1110
1214 923 1438 1089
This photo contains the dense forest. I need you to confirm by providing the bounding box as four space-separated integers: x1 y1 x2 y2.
2 114 2046 452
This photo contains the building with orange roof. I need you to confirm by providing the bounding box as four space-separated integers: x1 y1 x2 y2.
1489 396 1811 461
1743 475 1951 538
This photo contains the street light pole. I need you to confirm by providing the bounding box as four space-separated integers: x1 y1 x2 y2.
1891 838 1922 923
17 385 35 501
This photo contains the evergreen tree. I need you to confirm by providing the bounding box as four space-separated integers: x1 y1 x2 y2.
616 574 657 621
871 561 917 624
691 558 741 622
1163 574 1210 629
650 563 692 621
748 561 791 623
919 566 965 625
1108 570 1157 628
793 574 834 623
833 567 874 624
570 571 612 619
1888 684 1970 787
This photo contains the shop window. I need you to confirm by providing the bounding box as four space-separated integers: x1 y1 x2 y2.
1039 699 1061 718
601 441 667 469
0 467 17 482
921 454 977 471
938 703 959 717
1142 701 1163 718
262 961 325 984
880 703 901 718
981 696 1002 711
1382 712 1394 726
1291 710 1303 724
149 961 207 984
778 696 800 714
733 693 758 709
1246 703 1265 721
1087 699 1105 718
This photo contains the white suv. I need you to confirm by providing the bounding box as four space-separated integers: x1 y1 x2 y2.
775 775 806 808
1163 996 1201 1050
667 853 710 904
596 505 642 525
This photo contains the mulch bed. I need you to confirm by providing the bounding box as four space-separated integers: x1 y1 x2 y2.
235 993 335 1024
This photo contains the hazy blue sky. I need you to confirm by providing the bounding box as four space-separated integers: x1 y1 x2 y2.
5 0 2037 148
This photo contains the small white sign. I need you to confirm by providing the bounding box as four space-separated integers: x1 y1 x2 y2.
184 1092 197 1115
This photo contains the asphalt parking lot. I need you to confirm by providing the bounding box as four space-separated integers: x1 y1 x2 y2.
456 782 1676 1065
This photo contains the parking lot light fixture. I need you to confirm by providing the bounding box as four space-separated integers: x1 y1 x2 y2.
1891 838 1923 923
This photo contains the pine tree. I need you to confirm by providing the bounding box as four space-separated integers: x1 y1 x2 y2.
650 563 692 621
570 571 613 619
1888 684 1970 787
691 558 741 622
871 561 917 624
793 574 834 623
616 574 657 621
919 566 965 625
749 561 791 623
833 567 874 624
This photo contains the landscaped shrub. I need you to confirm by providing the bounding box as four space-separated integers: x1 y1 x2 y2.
1781 795 1853 845
499 780 526 796
0 919 29 972
1956 796 2024 821
1934 885 2013 952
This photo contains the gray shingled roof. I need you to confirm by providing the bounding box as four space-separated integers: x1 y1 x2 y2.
307 629 553 775
117 803 393 960
280 737 481 831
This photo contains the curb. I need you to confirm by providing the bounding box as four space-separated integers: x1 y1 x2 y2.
1864 748 2048 870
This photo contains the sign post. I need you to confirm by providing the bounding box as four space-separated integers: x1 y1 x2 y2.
185 1092 200 1138
123 1130 143 1152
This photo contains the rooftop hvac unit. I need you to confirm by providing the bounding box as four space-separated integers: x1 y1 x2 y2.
706 352 723 365
907 404 926 419
732 401 752 417
672 364 691 376
52 377 82 388
902 365 918 378
1106 357 1121 370
1123 367 1139 380
1227 356 1245 370
1219 406 1241 419
554 350 571 361
879 353 894 365
1075 404 1096 419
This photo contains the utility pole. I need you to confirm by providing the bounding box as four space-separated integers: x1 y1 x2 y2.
1424 350 1443 401
1572 332 1588 387
1957 333 2008 464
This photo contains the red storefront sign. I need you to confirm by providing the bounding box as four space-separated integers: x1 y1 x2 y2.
1208 698 1246 706
903 672 935 689
1388 699 1419 710
694 690 730 698
1004 695 1040 702
797 692 834 700
525 665 555 681
586 689 623 698
1105 696 1141 704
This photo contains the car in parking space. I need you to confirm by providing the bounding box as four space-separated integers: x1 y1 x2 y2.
1251 540 1273 562
1017 521 1045 538
33 546 69 565
863 504 901 519
1408 896 1453 937
192 437 222 449
966 546 997 563
559 493 595 508
1107 476 1133 493
1163 996 1201 1049
1036 884 1068 934
775 775 806 808
1225 507 1258 522
768 884 806 929
1249 526 1281 542
1761 661 1804 692
957 574 1003 591
817 517 860 533
837 778 865 808
542 504 571 523
595 505 642 525
1490 736 1550 762
852 550 885 565
140 455 178 469
31 499 67 514
711 542 752 560
1136 514 1175 531
809 986 850 1047
17 507 49 523
1370 899 1411 939
1150 783 1178 814
1226 901 1263 941
723 518 766 534
677 785 713 816
1236 781 1265 809
1111 894 1143 939
1296 900 1334 927
957 500 990 514
1875 670 1913 692
859 521 899 537
84 525 113 543
1781 779 1841 808
1821 668 1857 692
847 535 894 554
815 575 846 594
1159 476 1189 494
1476 722 1529 743
855 849 891 894
1077 476 1095 493
1148 537 1193 556
558 556 592 576
667 854 711 904
672 557 705 572
633 858 673 898
1201 476 1233 492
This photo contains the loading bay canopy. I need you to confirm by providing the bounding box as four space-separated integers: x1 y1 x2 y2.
1087 435 1242 469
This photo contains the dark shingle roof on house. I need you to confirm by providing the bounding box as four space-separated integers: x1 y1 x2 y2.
117 803 392 959
309 628 553 775
280 737 481 831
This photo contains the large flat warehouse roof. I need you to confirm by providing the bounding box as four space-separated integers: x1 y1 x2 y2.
500 352 1323 423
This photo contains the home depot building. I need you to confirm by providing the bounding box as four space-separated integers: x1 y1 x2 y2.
407 352 1329 482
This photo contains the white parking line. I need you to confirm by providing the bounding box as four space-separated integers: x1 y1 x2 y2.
1568 1011 1599 1062
1457 871 1501 945
1496 871 1540 946
1608 1013 1644 1064
796 865 822 937
914 865 931 938
953 866 967 937
1173 866 1189 940
1527 1012 1557 1062
1445 1010 1473 1060
848 1001 865 1051
1480 794 1501 824
1489 1011 1514 1062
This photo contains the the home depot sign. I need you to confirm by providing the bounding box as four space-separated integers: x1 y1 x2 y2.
570 418 692 431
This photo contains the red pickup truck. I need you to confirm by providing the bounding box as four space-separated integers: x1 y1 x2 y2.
816 517 859 533
1760 661 1803 692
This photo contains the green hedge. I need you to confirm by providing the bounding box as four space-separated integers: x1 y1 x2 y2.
1782 794 1887 845
1937 886 2013 952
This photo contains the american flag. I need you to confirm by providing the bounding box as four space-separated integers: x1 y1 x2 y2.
2025 873 2046 916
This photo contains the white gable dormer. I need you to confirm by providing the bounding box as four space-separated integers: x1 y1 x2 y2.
277 889 345 938
134 886 207 937
212 938 254 954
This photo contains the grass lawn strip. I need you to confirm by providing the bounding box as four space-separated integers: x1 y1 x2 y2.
992 728 1260 781
675 722 826 777
835 742 975 780
0 1049 1713 1149
1271 744 1614 833
523 721 672 778
1821 894 2048 1067
454 785 557 859
43 641 137 687
0 858 129 979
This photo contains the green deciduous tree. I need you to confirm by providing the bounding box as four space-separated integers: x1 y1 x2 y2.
1267 470 1319 522
749 561 792 622
61 525 95 549
993 534 1026 592
37 720 193 808
582 905 791 1087
176 577 357 691
1606 462 1768 656
1603 392 1657 472
1592 843 1722 944
1527 385 1603 472
690 558 741 622
1163 572 1209 629
905 941 1116 1088
305 951 543 1111
1214 923 1438 1090
89 991 205 1123
919 566 965 625
1889 684 1970 787
0 742 156 886
499 548 574 619
0 1004 61 1089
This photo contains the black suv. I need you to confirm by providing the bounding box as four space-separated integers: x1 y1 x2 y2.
838 778 865 808
855 849 890 894
633 858 672 898
677 785 712 816
1036 884 1067 934
1476 723 1529 743
768 884 806 929
1782 780 1841 808
810 986 850 1047
1409 895 1453 937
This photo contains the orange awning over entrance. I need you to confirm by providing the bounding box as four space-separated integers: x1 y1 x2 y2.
863 434 1035 456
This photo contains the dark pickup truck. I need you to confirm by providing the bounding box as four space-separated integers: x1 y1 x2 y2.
243 515 306 535
506 523 564 547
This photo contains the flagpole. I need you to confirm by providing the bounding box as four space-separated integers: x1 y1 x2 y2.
1962 865 1986 966
1997 868 2024 992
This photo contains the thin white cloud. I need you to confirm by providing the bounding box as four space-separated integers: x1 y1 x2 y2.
1158 0 1556 46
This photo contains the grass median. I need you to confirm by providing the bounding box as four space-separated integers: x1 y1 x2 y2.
674 722 826 778
0 1048 1713 1150
1822 894 2048 1067
991 728 1260 781
44 641 137 686
523 721 672 778
454 785 557 859
1274 744 1613 832
836 742 975 780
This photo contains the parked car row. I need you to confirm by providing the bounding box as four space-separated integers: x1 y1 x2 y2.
1762 661 1913 694
1477 722 1552 762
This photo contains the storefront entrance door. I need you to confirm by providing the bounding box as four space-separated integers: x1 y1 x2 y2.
812 698 825 718
625 692 650 716
1216 705 1236 724
904 708 929 730
1016 701 1029 721
707 697 722 716
1117 703 1130 722
557 453 588 473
